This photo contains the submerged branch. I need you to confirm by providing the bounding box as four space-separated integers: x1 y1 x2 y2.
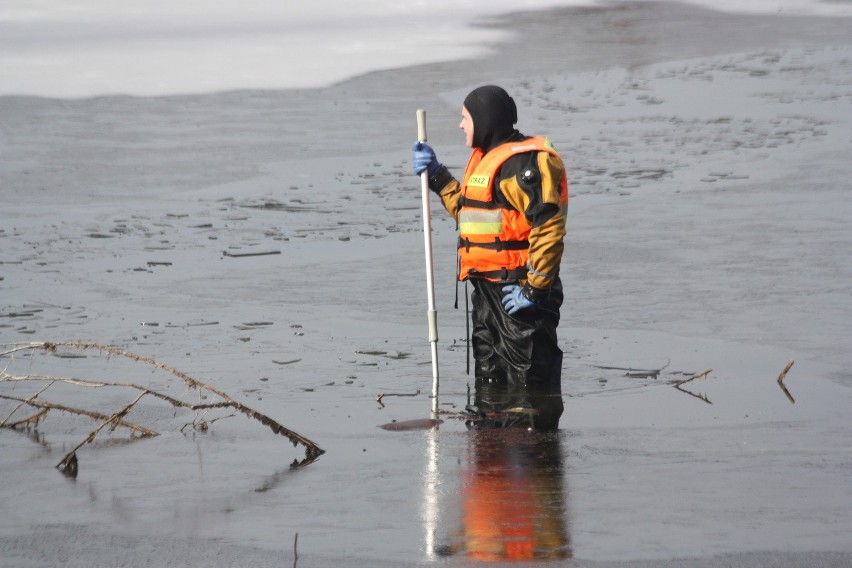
676 369 713 386
57 390 149 475
673 383 712 405
0 379 55 427
672 369 714 404
592 359 671 379
2 407 49 430
0 393 159 437
376 389 421 406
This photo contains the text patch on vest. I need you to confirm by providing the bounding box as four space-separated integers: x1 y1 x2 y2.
467 174 490 188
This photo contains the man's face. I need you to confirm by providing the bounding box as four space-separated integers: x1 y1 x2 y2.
460 106 474 148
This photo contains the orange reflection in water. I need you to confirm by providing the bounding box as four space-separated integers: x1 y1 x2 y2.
449 427 572 561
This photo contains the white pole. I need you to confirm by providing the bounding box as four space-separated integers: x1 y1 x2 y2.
416 109 440 414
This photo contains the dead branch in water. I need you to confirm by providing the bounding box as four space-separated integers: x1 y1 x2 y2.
676 369 713 386
376 389 421 408
591 359 671 379
776 359 795 404
293 532 299 568
1 379 55 426
673 384 712 404
0 341 325 473
222 250 281 258
673 369 714 404
57 390 149 475
0 393 158 437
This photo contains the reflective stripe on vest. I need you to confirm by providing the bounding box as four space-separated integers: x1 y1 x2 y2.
459 209 503 235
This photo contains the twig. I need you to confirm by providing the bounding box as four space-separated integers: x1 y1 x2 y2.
776 359 795 404
222 250 281 258
0 379 55 426
293 532 299 568
2 408 49 429
676 369 713 386
591 359 671 379
0 393 159 436
2 373 193 409
180 410 236 433
673 369 714 404
376 389 421 408
376 389 421 402
673 383 712 405
57 390 149 473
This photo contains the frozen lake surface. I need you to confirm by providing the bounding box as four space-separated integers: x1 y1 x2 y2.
2 0 852 97
2 1 852 566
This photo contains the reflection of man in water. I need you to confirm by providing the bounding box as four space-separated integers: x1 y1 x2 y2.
439 429 571 560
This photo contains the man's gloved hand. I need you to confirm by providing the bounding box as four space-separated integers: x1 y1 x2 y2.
501 284 535 315
412 142 442 176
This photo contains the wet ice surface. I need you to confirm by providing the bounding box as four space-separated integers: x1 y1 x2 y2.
3 3 852 566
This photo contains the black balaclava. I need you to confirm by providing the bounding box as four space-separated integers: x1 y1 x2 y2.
463 85 521 152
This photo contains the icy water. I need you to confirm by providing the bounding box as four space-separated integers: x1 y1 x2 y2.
3 2 852 566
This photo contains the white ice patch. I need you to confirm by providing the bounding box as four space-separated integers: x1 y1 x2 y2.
1 0 850 97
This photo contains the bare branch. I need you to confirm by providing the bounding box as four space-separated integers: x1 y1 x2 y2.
1 341 325 471
37 342 322 452
0 393 159 437
2 373 197 410
776 359 795 404
673 369 714 404
0 379 56 427
591 359 671 379
2 408 50 429
57 390 149 474
674 383 712 405
675 369 713 386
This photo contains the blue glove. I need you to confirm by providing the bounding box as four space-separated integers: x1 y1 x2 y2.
412 141 442 176
501 285 535 315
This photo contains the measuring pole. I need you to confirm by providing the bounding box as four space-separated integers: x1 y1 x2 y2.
416 109 440 414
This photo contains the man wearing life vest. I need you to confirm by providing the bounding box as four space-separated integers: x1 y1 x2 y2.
412 85 568 430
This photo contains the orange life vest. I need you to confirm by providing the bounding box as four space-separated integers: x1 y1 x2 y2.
458 137 568 282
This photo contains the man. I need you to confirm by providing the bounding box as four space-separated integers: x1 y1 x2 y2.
412 85 568 430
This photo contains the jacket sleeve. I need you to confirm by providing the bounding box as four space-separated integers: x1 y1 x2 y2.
428 166 462 222
498 151 567 292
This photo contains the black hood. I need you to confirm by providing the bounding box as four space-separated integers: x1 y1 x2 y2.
463 85 521 151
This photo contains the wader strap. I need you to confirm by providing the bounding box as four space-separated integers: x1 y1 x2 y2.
453 264 471 376
454 255 461 310
465 280 470 376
